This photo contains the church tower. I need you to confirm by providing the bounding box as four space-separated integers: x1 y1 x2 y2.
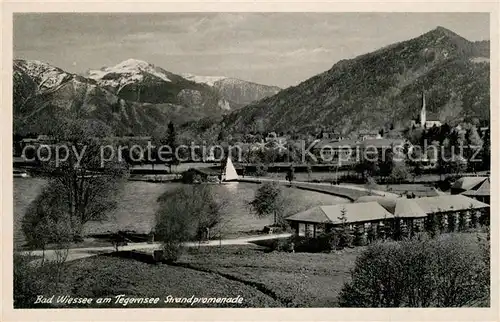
420 92 426 127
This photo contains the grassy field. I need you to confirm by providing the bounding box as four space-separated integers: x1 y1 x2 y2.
19 232 487 308
49 252 280 308
22 244 362 308
177 245 363 307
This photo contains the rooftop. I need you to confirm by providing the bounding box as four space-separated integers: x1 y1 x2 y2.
354 195 398 213
462 178 490 197
355 196 428 218
393 198 427 218
451 177 488 191
415 195 489 213
286 202 394 224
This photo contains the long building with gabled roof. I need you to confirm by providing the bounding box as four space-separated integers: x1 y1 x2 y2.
286 194 489 238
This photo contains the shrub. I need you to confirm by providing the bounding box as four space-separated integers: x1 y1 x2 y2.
447 214 456 232
13 254 63 308
22 184 76 251
389 162 410 183
290 235 334 253
424 213 439 237
366 224 378 244
352 225 367 246
272 238 294 252
254 164 268 177
250 181 286 227
155 185 229 262
458 212 467 231
339 233 490 307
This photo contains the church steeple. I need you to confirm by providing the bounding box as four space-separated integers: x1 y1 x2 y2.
420 92 426 127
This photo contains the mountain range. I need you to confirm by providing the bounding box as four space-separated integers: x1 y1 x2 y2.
13 59 280 135
217 26 490 136
181 73 281 106
13 26 489 138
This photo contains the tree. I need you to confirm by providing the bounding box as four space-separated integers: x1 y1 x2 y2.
481 128 490 170
254 163 268 177
285 165 295 184
166 122 180 170
379 148 394 179
410 161 422 182
365 176 378 195
466 126 483 173
155 185 228 262
366 224 378 244
469 205 478 229
353 224 367 246
34 119 126 240
392 218 403 240
249 182 285 227
389 162 410 183
334 208 353 249
339 234 490 307
447 214 456 233
458 212 467 232
425 212 439 238
356 158 379 181
306 164 313 181
22 183 75 263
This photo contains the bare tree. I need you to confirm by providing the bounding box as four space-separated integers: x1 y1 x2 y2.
39 118 126 239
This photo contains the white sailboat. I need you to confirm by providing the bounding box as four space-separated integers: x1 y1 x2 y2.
222 157 239 182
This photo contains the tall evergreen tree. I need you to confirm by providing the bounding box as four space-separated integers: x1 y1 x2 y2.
335 208 352 249
447 214 456 233
458 212 467 232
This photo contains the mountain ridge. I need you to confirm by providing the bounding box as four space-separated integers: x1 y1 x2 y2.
215 26 490 136
13 58 282 136
13 26 490 138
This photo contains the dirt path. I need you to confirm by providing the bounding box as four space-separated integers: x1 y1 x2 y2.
21 233 292 264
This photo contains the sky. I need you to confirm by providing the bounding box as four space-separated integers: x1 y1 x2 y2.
13 13 489 88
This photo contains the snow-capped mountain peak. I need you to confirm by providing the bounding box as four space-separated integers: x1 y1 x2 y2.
14 59 71 91
114 58 151 70
182 73 227 86
87 59 172 91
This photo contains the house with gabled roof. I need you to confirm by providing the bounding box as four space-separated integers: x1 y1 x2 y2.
461 178 490 204
451 176 490 204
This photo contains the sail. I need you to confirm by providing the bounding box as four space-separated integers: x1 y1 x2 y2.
223 157 239 181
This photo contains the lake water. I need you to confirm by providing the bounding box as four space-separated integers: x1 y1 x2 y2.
13 178 348 248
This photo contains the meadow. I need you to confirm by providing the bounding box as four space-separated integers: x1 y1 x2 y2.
17 244 362 308
175 245 363 307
